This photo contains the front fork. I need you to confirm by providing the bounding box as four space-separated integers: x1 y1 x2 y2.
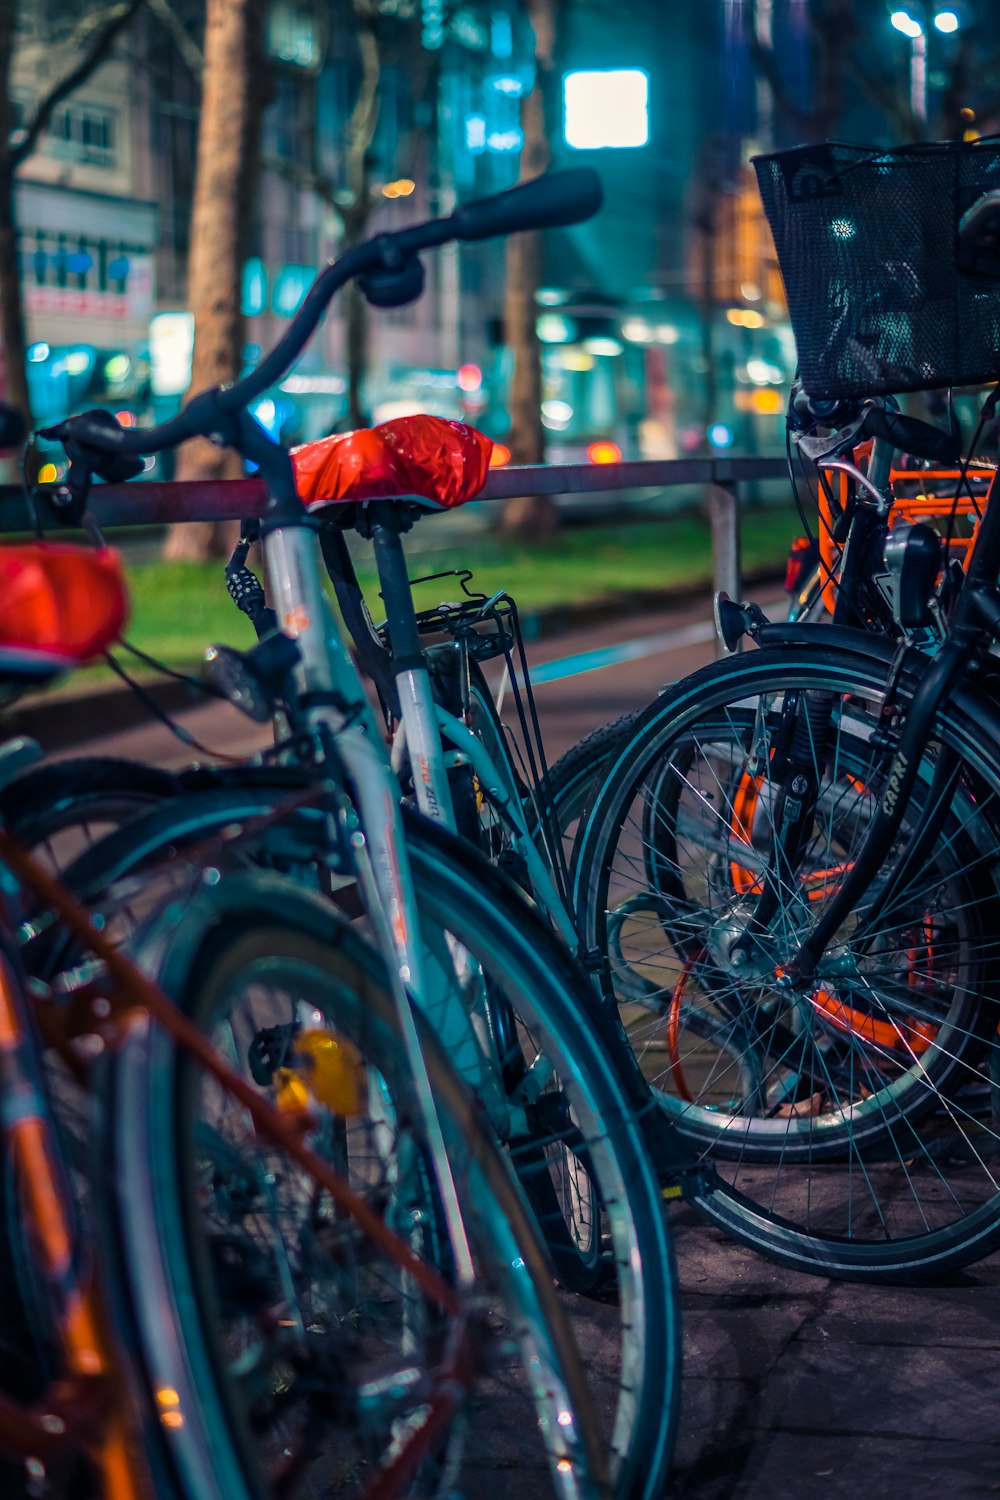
788 638 965 982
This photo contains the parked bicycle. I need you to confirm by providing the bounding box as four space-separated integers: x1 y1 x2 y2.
565 142 1000 1280
19 170 683 1500
17 150 994 1290
0 546 609 1500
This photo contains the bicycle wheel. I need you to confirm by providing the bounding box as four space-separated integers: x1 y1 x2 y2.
573 640 1000 1280
537 713 640 867
100 878 606 1500
26 784 681 1500
0 757 177 874
402 810 680 1500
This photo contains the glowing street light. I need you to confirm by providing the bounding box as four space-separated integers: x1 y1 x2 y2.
889 9 923 37
889 6 963 126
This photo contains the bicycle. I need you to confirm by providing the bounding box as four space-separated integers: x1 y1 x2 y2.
24 169 682 1500
0 547 608 1500
564 144 1000 1280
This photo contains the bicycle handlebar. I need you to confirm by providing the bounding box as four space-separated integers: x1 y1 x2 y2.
40 168 603 469
860 405 962 466
792 383 963 467
450 167 603 242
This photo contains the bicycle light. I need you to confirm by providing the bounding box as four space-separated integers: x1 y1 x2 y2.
883 522 942 632
203 633 301 722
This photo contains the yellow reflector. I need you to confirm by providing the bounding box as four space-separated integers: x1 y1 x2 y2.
294 1028 365 1115
274 1067 312 1116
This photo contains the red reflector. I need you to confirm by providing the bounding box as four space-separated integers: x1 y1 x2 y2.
784 536 813 594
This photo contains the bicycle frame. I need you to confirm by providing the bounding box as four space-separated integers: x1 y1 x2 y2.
0 937 146 1499
257 507 529 1151
251 493 713 1208
811 445 993 621
322 503 579 950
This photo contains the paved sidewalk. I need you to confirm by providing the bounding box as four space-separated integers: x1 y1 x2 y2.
669 1206 1000 1500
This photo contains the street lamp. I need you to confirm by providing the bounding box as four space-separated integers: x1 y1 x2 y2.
889 7 964 127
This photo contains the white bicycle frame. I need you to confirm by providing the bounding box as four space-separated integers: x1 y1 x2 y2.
260 521 541 1156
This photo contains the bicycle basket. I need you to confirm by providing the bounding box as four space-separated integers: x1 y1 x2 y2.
753 139 1000 399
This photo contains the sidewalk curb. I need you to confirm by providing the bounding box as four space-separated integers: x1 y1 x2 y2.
2 569 784 753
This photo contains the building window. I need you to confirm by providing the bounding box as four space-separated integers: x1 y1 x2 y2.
47 102 118 168
23 231 139 293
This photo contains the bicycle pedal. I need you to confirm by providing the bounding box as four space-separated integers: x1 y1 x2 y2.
659 1161 718 1203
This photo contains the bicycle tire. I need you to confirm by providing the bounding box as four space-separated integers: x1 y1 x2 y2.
537 712 641 863
22 782 680 1500
98 878 606 1500
573 640 1000 1281
0 757 177 870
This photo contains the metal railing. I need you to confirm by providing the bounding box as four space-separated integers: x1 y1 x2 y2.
0 454 790 606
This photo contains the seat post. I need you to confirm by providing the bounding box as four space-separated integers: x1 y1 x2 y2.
367 502 423 668
367 501 457 830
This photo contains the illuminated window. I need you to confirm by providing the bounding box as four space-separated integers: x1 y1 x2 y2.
48 102 117 168
563 70 649 150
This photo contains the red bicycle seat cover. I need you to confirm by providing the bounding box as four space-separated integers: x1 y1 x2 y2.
292 415 493 509
0 543 128 662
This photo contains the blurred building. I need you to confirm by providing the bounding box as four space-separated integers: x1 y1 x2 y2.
9 11 159 429
7 0 807 459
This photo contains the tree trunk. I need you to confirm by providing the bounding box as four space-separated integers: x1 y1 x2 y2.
0 4 31 426
164 0 265 562
0 161 30 426
345 280 368 428
496 0 556 540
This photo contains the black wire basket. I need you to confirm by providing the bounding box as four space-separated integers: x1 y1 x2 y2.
753 139 1000 400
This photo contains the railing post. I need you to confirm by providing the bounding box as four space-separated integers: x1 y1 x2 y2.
710 481 741 657
710 480 742 640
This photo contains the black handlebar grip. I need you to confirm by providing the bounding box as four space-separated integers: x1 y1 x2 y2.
450 168 603 243
861 406 962 466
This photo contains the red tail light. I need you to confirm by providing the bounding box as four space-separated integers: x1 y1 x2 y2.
784 536 816 595
0 544 128 661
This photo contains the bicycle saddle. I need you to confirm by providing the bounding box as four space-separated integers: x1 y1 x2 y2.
292 414 494 512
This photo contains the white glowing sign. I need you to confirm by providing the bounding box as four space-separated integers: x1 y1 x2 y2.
564 69 650 150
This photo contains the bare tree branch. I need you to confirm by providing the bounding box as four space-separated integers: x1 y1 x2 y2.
11 0 145 166
262 151 339 211
147 0 203 78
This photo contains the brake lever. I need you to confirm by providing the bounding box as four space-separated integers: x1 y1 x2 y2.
815 456 889 510
37 409 146 525
794 413 868 462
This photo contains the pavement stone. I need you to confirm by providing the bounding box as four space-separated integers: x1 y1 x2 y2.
670 1207 1000 1499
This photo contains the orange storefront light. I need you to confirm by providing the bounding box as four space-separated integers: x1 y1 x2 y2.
587 440 622 465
